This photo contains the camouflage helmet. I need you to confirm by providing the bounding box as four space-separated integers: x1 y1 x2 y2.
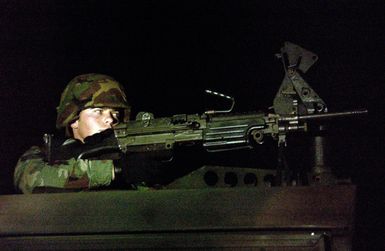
56 73 131 130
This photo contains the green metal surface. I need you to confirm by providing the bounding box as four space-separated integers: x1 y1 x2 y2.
0 186 355 236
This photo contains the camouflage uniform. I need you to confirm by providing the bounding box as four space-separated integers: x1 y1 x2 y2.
14 74 130 194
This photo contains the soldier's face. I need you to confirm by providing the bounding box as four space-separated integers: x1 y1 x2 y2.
70 108 119 142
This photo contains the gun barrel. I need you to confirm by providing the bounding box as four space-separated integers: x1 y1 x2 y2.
297 109 368 121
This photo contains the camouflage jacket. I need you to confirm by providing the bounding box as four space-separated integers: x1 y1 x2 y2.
14 140 115 194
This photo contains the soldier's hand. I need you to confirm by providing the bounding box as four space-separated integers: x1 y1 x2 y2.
51 129 121 161
83 128 116 145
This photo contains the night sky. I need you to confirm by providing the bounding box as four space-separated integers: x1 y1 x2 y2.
0 1 384 249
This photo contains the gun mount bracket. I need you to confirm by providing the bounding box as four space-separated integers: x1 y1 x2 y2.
273 42 328 115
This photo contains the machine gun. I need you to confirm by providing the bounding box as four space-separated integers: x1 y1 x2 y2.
112 104 366 155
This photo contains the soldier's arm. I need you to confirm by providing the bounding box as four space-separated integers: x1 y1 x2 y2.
14 146 115 194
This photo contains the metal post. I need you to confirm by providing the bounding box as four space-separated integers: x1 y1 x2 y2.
310 125 336 185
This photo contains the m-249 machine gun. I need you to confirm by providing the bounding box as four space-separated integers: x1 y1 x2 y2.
112 105 366 155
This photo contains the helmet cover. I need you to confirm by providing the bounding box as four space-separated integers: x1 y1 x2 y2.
56 73 130 129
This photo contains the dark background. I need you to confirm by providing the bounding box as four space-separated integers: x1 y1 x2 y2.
0 1 384 249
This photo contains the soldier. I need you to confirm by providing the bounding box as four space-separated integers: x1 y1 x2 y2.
14 73 131 194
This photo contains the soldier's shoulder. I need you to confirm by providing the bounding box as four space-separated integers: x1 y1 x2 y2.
19 145 45 161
